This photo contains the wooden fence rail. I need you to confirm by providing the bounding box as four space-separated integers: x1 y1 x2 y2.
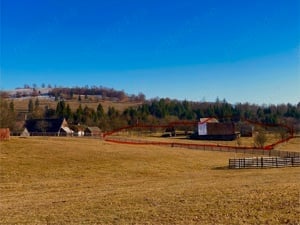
229 157 300 169
105 137 300 158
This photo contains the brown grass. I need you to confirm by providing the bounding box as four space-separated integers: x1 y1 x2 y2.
112 131 283 148
1 137 299 224
274 137 300 152
11 97 141 113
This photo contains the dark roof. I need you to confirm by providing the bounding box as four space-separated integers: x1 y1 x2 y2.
85 127 101 133
25 118 65 133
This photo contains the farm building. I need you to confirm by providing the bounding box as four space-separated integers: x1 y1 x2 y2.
20 128 30 137
163 126 176 137
240 124 254 137
199 118 219 123
75 127 85 137
84 127 102 137
0 128 10 141
191 118 237 141
69 125 85 136
24 118 74 136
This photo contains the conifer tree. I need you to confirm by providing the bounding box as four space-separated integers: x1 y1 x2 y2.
28 99 34 113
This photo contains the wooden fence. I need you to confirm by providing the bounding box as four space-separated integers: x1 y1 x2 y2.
105 137 300 158
229 157 300 169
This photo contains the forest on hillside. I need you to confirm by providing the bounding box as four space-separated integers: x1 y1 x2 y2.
0 86 146 102
1 95 300 133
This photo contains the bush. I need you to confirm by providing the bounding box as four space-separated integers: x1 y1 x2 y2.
254 131 267 148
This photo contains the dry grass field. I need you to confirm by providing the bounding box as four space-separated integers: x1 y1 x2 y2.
275 137 300 152
1 137 299 225
12 97 141 113
110 131 284 149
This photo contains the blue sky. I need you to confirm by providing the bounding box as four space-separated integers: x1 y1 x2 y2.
1 0 299 104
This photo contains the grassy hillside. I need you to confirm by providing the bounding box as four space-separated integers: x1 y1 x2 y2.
1 137 299 224
12 97 142 113
274 137 300 152
108 131 284 148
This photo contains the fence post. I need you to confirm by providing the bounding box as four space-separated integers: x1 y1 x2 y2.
261 157 263 168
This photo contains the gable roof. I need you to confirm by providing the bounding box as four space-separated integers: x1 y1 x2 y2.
61 126 74 134
85 127 101 133
25 118 66 133
21 128 30 137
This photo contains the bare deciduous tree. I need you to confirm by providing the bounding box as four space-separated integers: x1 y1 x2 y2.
254 131 267 148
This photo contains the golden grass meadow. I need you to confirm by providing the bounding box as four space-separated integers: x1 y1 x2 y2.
1 137 299 224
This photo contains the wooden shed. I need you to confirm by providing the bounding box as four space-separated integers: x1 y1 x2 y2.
240 124 254 137
85 127 102 137
191 118 237 141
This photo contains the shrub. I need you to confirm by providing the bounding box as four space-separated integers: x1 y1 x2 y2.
254 131 267 148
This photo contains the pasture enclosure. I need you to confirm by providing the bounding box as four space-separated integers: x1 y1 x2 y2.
103 119 294 152
105 136 300 158
229 157 300 169
1 137 299 224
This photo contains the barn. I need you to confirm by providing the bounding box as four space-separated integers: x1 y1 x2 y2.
24 118 74 136
191 118 237 141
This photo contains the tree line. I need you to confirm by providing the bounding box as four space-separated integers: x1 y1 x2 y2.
1 97 299 133
0 86 146 102
49 86 146 102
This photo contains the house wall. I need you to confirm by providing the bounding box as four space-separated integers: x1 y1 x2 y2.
194 122 237 141
77 131 85 136
198 122 235 136
61 119 68 128
21 128 30 137
207 123 235 135
85 131 101 137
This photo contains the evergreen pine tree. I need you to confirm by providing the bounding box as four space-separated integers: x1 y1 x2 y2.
9 101 14 112
28 99 34 113
34 98 40 110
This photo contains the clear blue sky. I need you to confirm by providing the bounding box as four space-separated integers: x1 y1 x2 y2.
1 0 299 104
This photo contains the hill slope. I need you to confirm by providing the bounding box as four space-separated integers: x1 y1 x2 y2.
12 96 142 113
